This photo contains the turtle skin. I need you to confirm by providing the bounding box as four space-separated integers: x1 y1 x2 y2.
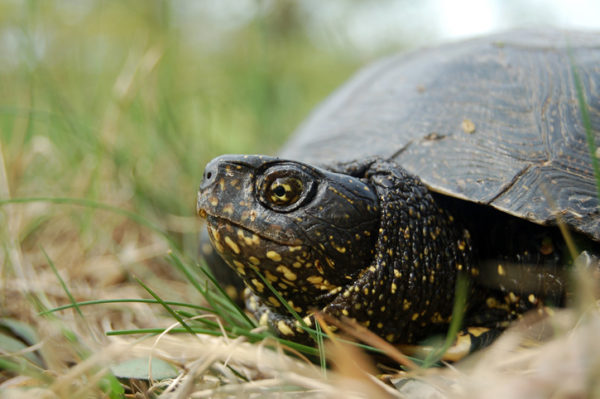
197 29 600 356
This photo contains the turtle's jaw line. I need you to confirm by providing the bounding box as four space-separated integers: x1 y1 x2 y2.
204 214 297 247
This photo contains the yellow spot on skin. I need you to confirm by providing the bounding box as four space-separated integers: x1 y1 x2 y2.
265 270 278 282
458 240 466 251
412 313 420 320
277 321 294 336
249 256 261 266
302 316 313 327
377 322 383 329
251 278 264 293
497 264 506 276
528 294 537 303
289 246 302 252
209 197 219 206
222 203 234 215
386 334 394 342
238 229 259 246
287 300 302 313
391 283 397 294
380 306 386 312
314 259 324 274
224 236 240 254
276 265 297 281
266 251 282 262
232 260 246 275
341 309 349 316
307 275 323 285
457 264 463 271
259 312 269 326
292 261 302 268
213 241 225 253
332 243 346 253
467 326 490 337
508 292 519 303
431 312 444 323
394 269 402 278
403 299 411 310
268 296 281 307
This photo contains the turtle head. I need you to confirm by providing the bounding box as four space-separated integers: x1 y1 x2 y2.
197 154 380 312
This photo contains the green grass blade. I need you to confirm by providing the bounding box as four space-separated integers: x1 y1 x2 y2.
569 50 600 198
315 321 327 376
40 299 212 315
168 251 255 328
41 247 84 320
134 277 196 336
422 273 469 367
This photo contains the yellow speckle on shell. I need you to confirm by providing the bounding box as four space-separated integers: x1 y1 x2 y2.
461 118 476 134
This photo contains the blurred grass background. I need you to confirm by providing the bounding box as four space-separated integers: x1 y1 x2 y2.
0 0 366 288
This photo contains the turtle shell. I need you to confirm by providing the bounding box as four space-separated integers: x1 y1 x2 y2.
279 29 600 241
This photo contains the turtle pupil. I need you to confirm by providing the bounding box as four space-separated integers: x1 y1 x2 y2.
273 185 286 197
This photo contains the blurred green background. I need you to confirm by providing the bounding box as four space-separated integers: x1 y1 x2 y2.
0 1 368 260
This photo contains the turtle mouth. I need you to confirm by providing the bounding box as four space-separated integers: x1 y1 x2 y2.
204 213 300 247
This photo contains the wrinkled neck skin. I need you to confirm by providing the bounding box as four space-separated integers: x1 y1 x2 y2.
248 159 474 345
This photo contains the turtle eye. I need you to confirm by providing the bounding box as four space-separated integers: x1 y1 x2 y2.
257 164 316 212
267 177 303 206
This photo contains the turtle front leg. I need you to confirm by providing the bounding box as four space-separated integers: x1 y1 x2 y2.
245 289 323 345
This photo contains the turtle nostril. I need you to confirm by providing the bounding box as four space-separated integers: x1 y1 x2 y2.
206 171 213 180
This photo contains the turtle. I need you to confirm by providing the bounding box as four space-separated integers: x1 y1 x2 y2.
196 29 600 359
